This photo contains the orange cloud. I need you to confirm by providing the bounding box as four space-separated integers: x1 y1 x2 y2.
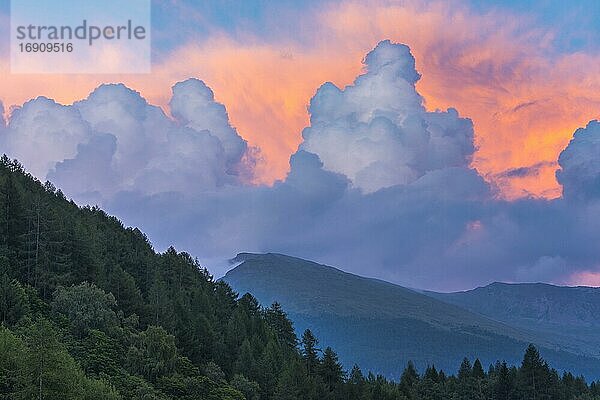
2 0 600 197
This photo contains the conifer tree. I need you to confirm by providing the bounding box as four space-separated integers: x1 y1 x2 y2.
494 361 513 400
319 347 344 391
458 358 473 381
265 302 297 349
301 329 320 376
517 344 551 400
0 274 28 326
473 358 485 380
400 360 419 395
424 364 439 383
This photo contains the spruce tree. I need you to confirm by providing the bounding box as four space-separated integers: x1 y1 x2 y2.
400 360 419 396
458 358 472 381
494 361 513 400
319 347 344 391
0 274 28 326
265 302 297 349
517 344 551 400
424 364 439 383
472 358 485 380
301 329 320 376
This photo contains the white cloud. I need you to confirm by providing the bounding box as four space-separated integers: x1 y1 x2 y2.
300 40 475 193
169 78 248 169
64 82 240 197
557 120 600 201
2 80 251 204
1 97 93 178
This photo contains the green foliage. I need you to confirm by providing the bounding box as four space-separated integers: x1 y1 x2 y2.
319 347 344 391
230 374 261 400
0 319 121 399
52 282 119 337
265 302 297 349
127 325 179 382
458 357 472 381
0 327 26 396
0 274 28 326
301 329 320 376
400 361 420 397
473 359 485 380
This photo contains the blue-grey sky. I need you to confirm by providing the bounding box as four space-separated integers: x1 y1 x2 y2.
2 0 600 290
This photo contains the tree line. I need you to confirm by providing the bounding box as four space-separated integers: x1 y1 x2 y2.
1 155 600 399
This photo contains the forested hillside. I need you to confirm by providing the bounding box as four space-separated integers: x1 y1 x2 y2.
1 155 600 400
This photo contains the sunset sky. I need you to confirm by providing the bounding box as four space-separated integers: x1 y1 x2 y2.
2 0 600 198
2 0 600 290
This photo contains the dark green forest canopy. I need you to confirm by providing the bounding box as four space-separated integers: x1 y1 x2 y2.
1 155 600 399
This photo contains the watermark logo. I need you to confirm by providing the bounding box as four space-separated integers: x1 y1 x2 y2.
11 0 151 74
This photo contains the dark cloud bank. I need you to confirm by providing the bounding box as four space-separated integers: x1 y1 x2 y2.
2 40 600 291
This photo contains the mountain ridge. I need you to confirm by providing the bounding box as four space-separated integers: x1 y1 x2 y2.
226 253 529 336
425 281 600 358
223 252 600 379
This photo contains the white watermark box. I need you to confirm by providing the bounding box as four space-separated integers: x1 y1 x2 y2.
11 0 151 73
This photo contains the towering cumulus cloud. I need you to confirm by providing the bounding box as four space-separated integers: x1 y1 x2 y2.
301 40 475 193
169 79 248 169
2 41 600 290
0 80 251 204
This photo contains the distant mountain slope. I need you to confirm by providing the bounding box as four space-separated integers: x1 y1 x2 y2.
425 282 600 358
223 253 600 379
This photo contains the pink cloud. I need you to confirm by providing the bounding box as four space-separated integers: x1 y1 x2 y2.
566 270 600 287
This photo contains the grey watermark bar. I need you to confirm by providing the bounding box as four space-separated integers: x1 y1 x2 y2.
11 0 151 74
